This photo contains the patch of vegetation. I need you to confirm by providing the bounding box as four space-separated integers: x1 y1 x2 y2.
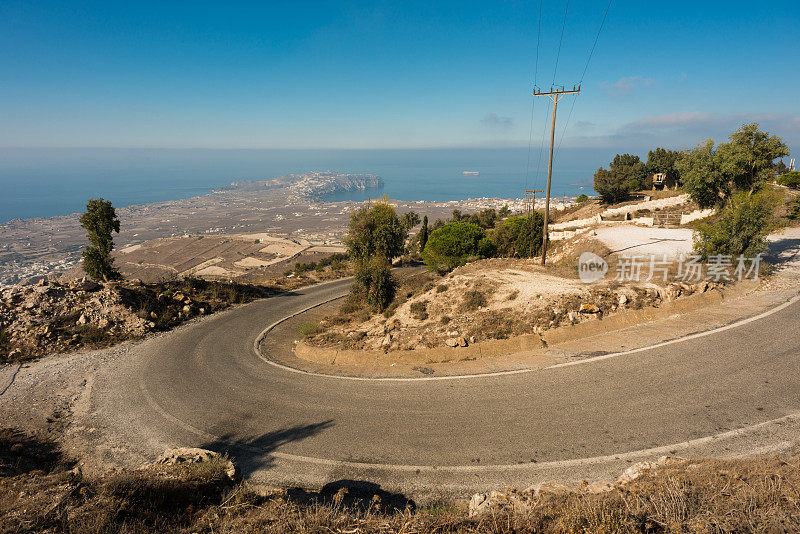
575 193 589 203
507 290 519 301
436 284 448 293
409 300 428 321
462 289 487 312
778 170 800 189
298 321 320 338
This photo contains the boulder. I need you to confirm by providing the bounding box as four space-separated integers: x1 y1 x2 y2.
76 314 88 326
618 294 628 306
445 338 459 347
579 304 601 314
457 337 468 347
154 447 236 480
567 311 580 324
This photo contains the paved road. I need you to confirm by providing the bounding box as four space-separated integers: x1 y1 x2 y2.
82 277 800 499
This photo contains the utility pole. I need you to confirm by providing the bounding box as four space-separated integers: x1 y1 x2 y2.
523 189 544 216
533 85 580 265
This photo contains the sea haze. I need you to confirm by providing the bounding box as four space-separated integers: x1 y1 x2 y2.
0 147 617 223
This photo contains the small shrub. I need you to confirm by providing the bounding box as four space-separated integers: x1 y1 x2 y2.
410 301 428 321
440 315 451 324
576 193 589 203
778 171 800 189
788 197 800 220
507 290 519 301
462 289 487 311
422 222 490 273
436 284 448 293
298 322 320 337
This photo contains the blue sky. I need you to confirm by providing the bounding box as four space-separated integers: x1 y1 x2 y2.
1 0 798 152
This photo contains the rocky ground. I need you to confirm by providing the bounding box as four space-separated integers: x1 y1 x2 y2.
306 256 717 352
0 277 278 363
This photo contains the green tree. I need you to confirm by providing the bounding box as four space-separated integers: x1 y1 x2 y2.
677 139 726 209
575 194 589 203
492 213 545 258
646 147 682 187
352 257 397 311
421 222 490 273
716 123 789 193
400 210 421 231
498 205 511 218
693 191 777 259
344 201 407 263
419 215 429 253
679 124 789 209
79 198 121 282
593 154 647 203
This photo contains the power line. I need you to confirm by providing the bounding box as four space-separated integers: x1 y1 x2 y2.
551 0 570 85
524 0 543 190
554 0 613 156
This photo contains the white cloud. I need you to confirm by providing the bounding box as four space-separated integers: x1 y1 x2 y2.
599 76 655 96
480 113 514 127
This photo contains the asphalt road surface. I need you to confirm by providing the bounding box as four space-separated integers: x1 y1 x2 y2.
84 277 800 499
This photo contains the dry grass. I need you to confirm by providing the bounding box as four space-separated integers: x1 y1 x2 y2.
3 428 800 532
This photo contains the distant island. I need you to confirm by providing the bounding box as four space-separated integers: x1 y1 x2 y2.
462 170 480 175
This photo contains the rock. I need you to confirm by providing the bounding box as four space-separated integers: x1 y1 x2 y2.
97 318 110 329
468 490 532 518
182 305 192 314
154 447 236 480
579 304 601 314
368 326 385 337
526 482 573 496
700 281 710 292
445 338 459 347
567 311 580 324
76 278 101 292
457 337 468 347
150 311 158 320
469 335 477 344
381 334 392 347
617 455 683 485
76 314 88 326
618 294 628 306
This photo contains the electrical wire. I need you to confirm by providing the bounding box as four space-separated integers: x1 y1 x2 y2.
523 0 543 190
554 0 613 156
551 0 571 86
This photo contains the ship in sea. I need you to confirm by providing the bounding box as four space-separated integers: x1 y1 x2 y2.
461 170 480 175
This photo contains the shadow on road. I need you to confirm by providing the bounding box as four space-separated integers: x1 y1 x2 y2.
199 420 334 478
767 237 800 266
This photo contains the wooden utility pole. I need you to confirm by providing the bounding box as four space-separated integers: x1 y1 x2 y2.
533 85 580 265
523 189 544 216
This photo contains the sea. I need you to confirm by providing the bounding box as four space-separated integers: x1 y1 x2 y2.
0 147 617 223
